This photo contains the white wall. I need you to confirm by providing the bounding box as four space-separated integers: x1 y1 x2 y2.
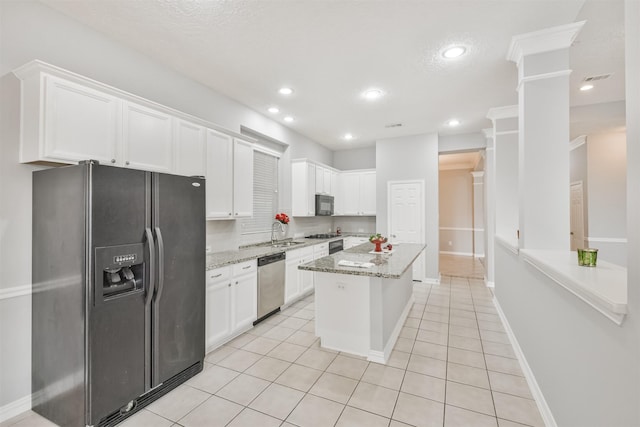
0 0 333 412
586 132 627 266
332 147 376 170
376 133 439 281
439 169 474 255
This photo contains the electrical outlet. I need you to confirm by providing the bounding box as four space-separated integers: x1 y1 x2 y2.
358 228 364 232
448 241 452 246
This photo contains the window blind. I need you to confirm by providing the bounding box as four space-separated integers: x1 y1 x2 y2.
241 150 278 234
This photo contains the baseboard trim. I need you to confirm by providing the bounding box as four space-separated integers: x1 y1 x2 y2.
370 295 415 364
439 251 475 257
0 394 31 423
485 280 495 288
493 298 557 427
423 275 441 285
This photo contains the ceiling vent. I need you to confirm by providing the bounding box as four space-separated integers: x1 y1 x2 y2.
385 123 403 128
584 74 612 82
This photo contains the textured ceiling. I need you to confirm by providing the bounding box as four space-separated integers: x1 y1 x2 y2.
41 0 625 151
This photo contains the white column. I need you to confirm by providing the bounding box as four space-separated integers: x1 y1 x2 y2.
471 171 485 258
507 22 584 250
487 106 519 248
482 128 495 286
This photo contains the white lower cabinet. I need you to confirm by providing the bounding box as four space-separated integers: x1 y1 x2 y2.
285 246 314 304
206 260 257 351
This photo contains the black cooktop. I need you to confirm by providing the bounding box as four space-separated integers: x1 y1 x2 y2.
306 233 340 239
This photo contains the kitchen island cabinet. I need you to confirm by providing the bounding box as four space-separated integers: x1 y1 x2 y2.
299 242 425 363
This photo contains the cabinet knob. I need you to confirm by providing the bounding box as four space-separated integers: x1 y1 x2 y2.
235 212 238 215
228 213 232 216
111 159 116 164
235 281 239 284
125 161 130 166
228 283 231 287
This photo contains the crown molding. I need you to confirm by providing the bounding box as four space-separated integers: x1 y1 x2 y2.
487 105 518 121
481 128 494 139
507 21 585 64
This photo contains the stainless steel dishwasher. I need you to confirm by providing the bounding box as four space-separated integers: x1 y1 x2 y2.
255 252 286 323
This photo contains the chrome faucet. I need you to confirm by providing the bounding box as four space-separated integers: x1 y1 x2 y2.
271 221 284 245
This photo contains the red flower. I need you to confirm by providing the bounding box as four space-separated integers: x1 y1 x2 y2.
275 212 289 224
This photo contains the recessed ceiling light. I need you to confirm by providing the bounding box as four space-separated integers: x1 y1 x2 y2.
442 46 467 59
447 119 460 127
580 84 594 91
344 133 354 140
279 87 294 95
268 107 279 114
283 116 294 122
363 88 384 100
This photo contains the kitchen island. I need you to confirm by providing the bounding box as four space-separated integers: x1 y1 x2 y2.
299 242 425 364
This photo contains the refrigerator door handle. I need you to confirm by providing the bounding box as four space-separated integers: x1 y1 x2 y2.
144 228 155 307
154 227 165 300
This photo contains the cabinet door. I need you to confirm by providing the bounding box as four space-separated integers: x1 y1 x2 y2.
315 165 324 194
122 101 173 172
330 171 339 198
232 272 257 332
43 75 118 165
285 260 301 304
233 138 254 218
307 163 316 216
174 120 206 177
359 171 377 215
323 169 332 195
342 173 360 215
206 280 232 350
300 257 314 293
206 129 234 219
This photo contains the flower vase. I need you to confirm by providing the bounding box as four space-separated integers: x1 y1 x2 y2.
374 241 383 252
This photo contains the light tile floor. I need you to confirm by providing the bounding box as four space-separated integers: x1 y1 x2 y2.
440 254 485 279
2 276 545 427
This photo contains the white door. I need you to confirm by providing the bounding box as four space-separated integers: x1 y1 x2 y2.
342 173 360 215
122 101 173 172
570 181 585 251
285 259 301 304
388 181 425 281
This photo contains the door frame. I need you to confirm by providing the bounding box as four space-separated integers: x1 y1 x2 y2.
387 180 425 281
570 180 585 251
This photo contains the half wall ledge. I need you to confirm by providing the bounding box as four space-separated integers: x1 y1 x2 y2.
520 249 627 325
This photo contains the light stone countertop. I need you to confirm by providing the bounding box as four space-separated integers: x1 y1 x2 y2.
205 233 369 270
298 242 426 279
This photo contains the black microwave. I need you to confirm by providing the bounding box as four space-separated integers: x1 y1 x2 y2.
315 194 334 216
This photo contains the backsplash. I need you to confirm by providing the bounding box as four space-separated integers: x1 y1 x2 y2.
206 216 376 253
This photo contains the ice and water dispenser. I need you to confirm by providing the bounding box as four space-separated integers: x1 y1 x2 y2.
95 243 145 303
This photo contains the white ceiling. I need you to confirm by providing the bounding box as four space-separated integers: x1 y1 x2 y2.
41 0 625 151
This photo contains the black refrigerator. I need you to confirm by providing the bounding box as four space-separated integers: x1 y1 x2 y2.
32 161 205 427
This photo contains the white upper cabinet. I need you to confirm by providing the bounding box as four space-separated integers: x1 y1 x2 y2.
291 161 316 217
12 60 255 180
206 129 234 219
18 72 119 165
174 120 206 177
359 171 377 215
205 132 254 220
122 101 173 173
232 138 254 218
334 170 376 216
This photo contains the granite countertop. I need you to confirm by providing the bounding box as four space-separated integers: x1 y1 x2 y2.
205 234 366 270
298 242 426 279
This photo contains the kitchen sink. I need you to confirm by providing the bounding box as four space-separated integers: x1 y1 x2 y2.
272 241 304 248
